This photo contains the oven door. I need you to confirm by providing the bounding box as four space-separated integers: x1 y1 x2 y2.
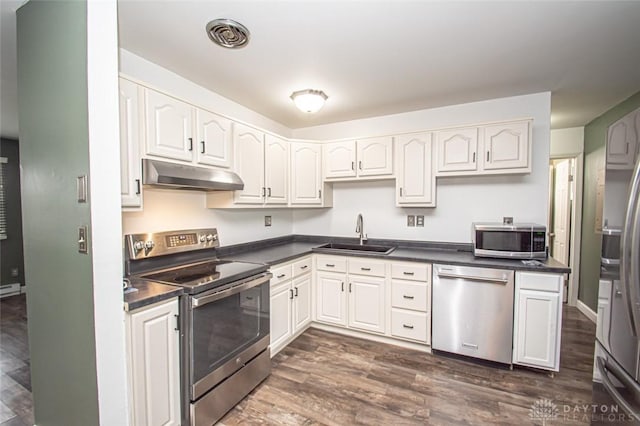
189 273 271 400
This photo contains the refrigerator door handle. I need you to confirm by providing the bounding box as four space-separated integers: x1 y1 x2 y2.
596 356 640 421
622 157 640 337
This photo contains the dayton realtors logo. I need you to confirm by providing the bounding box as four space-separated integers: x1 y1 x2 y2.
529 398 636 424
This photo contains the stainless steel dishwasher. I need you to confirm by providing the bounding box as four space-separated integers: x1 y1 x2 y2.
432 264 515 364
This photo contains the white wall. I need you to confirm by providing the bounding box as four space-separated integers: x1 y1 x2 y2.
293 93 551 243
550 127 584 157
122 189 293 246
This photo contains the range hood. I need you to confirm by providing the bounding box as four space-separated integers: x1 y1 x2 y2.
142 158 244 191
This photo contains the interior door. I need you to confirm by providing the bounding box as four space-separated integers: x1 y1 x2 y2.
552 159 571 266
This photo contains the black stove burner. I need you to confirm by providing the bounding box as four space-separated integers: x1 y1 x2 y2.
141 260 229 285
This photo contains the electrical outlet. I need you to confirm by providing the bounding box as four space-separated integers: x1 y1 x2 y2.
416 215 424 227
407 215 415 227
264 216 272 227
10 268 19 277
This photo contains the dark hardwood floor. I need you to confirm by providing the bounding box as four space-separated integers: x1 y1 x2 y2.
222 307 598 425
0 295 32 426
0 294 599 425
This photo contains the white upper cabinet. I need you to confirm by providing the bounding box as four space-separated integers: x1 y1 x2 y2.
324 137 393 180
357 137 394 177
395 132 435 207
436 127 478 173
144 86 233 169
324 141 357 178
483 121 530 170
233 123 265 204
118 78 142 208
607 108 639 170
436 119 531 176
195 109 232 168
290 142 325 205
145 89 194 162
264 134 289 205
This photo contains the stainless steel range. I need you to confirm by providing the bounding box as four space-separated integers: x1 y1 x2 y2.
125 228 271 426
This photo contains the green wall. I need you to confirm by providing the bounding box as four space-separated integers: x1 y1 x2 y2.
580 91 640 310
17 1 100 424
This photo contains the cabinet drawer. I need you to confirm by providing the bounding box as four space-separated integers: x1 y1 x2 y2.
516 271 562 293
391 309 429 343
391 281 429 312
391 262 430 282
292 257 312 277
348 259 386 277
316 256 347 273
270 264 293 285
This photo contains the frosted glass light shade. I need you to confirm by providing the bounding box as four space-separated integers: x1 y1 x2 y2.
290 89 328 113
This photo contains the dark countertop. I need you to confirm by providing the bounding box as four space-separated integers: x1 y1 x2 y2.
125 234 570 310
219 235 571 274
124 280 183 312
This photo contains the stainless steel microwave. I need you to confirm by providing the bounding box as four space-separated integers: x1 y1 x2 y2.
472 223 547 259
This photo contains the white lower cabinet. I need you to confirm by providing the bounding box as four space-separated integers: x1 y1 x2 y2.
126 298 180 426
513 271 563 371
269 256 313 356
390 262 431 344
348 275 386 334
315 270 348 326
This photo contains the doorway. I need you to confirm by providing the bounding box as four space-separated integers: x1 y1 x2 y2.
548 156 583 307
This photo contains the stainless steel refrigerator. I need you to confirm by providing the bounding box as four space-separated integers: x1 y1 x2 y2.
593 112 640 423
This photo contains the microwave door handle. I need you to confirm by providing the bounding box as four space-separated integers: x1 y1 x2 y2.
596 356 640 421
191 273 272 308
622 158 640 337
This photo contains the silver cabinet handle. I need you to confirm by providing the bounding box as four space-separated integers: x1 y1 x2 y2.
402 324 414 329
300 265 308 270
403 295 414 300
135 179 141 195
267 187 272 197
188 137 193 151
325 264 335 267
351 161 355 170
358 161 362 170
289 289 294 299
262 187 266 197
201 140 205 154
276 274 286 278
472 152 476 163
349 283 352 292
403 271 414 276
486 151 490 162
341 282 344 292
294 287 298 297
360 267 371 271
399 187 403 197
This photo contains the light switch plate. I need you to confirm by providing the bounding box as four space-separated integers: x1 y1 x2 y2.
407 215 415 227
416 215 424 227
265 216 272 227
78 226 88 254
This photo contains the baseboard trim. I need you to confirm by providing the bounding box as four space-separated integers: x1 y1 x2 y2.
577 300 597 323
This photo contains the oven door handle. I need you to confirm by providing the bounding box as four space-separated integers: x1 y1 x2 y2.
191 273 272 308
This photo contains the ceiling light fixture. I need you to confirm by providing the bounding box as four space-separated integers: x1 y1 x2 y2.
290 89 328 113
205 18 250 49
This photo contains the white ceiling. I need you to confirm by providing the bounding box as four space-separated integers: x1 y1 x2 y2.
2 1 640 138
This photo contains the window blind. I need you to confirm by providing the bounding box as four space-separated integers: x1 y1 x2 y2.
0 157 7 240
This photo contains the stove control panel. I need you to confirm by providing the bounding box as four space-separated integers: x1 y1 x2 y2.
125 228 219 260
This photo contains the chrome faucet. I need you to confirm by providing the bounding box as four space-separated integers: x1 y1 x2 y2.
355 213 367 245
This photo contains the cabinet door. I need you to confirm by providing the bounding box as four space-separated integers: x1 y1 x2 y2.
118 79 142 208
436 127 478 173
270 281 293 355
290 143 323 205
324 141 356 178
195 109 232 168
513 289 560 370
145 89 194 162
233 123 265 204
265 134 289 205
483 121 530 170
128 299 180 426
396 132 435 207
316 271 347 326
348 275 386 334
292 274 312 333
607 112 637 169
357 136 393 177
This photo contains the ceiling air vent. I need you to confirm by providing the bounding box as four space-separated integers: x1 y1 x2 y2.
205 19 250 49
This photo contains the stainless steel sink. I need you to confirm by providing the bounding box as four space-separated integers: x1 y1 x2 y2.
316 242 396 255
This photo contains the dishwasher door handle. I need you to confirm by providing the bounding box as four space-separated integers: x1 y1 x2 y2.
436 271 509 284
